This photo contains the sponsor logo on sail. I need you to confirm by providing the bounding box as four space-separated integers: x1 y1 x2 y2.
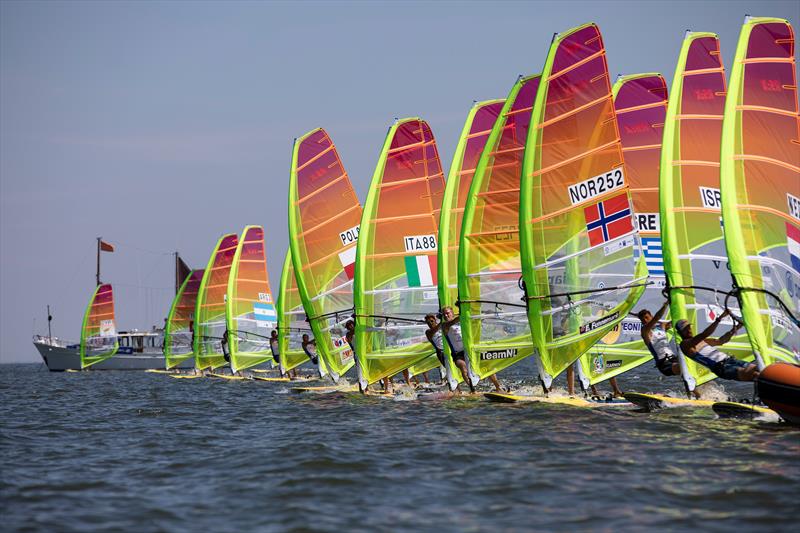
568 168 625 205
579 311 620 334
479 348 518 361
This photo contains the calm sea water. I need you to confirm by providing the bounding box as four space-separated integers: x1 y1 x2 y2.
1 361 798 532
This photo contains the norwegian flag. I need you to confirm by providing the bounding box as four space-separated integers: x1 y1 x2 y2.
584 193 633 247
339 247 356 280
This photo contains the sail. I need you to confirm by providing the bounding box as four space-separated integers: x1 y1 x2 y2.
438 99 504 388
660 32 753 391
288 128 360 381
354 118 446 389
578 73 669 386
720 17 800 367
194 233 238 370
520 23 648 388
164 269 203 369
79 283 118 368
277 249 316 374
459 76 541 383
226 225 276 373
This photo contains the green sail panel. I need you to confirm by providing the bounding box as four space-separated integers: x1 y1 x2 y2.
660 32 754 391
164 269 203 369
459 76 540 384
578 73 670 386
195 233 238 371
226 225 276 373
288 128 360 382
354 118 445 389
438 99 504 389
520 23 648 389
80 283 119 368
277 248 319 374
720 17 800 367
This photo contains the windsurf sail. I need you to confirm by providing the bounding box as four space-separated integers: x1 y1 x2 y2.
577 73 669 387
277 249 318 374
79 283 118 368
459 76 541 384
164 269 203 369
354 118 445 389
720 17 800 367
438 99 504 389
660 31 753 391
194 233 238 371
520 23 648 389
288 128 360 381
226 225 276 373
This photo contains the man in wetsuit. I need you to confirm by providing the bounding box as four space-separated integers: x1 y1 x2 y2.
638 302 680 376
424 313 447 381
440 306 503 393
675 310 759 381
269 330 281 365
301 334 319 365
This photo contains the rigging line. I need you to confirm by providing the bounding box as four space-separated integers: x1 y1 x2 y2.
228 330 273 341
528 281 653 301
456 299 527 309
307 307 355 322
726 287 799 328
352 314 426 324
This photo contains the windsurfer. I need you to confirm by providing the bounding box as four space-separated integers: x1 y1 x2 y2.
440 306 503 393
637 302 680 376
346 319 389 392
675 311 759 381
269 330 280 364
301 334 319 365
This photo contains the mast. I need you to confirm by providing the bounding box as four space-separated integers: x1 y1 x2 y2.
96 237 101 286
47 305 52 343
175 252 180 294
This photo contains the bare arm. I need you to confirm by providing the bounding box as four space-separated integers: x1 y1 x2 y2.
642 301 670 338
441 315 460 329
688 311 729 347
707 322 741 346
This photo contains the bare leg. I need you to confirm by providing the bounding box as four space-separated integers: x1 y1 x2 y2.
610 377 623 397
383 377 392 393
402 369 412 386
456 361 475 393
421 372 430 384
488 374 502 392
590 385 599 397
566 365 575 396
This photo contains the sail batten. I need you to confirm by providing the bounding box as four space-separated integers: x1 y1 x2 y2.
80 283 118 368
195 233 238 371
354 118 446 388
164 270 203 369
720 17 799 368
521 23 647 388
289 128 360 381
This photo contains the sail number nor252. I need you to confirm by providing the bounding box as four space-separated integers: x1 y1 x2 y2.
568 168 625 205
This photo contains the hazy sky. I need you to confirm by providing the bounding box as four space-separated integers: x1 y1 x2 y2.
1 1 797 363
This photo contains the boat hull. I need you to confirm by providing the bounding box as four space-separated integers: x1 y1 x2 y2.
34 341 194 371
756 363 800 425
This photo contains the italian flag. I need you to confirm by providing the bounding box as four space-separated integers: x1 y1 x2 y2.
405 255 437 287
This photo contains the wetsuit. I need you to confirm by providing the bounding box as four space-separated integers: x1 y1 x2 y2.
269 338 280 364
688 341 749 381
444 323 466 363
643 324 678 376
302 342 319 365
427 329 446 367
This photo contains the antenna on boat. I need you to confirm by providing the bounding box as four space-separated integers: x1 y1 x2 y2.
47 305 52 343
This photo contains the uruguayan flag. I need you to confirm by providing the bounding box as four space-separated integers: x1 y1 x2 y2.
253 302 277 321
641 237 664 276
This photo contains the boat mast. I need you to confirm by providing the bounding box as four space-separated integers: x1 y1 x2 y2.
47 304 52 343
96 237 101 286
